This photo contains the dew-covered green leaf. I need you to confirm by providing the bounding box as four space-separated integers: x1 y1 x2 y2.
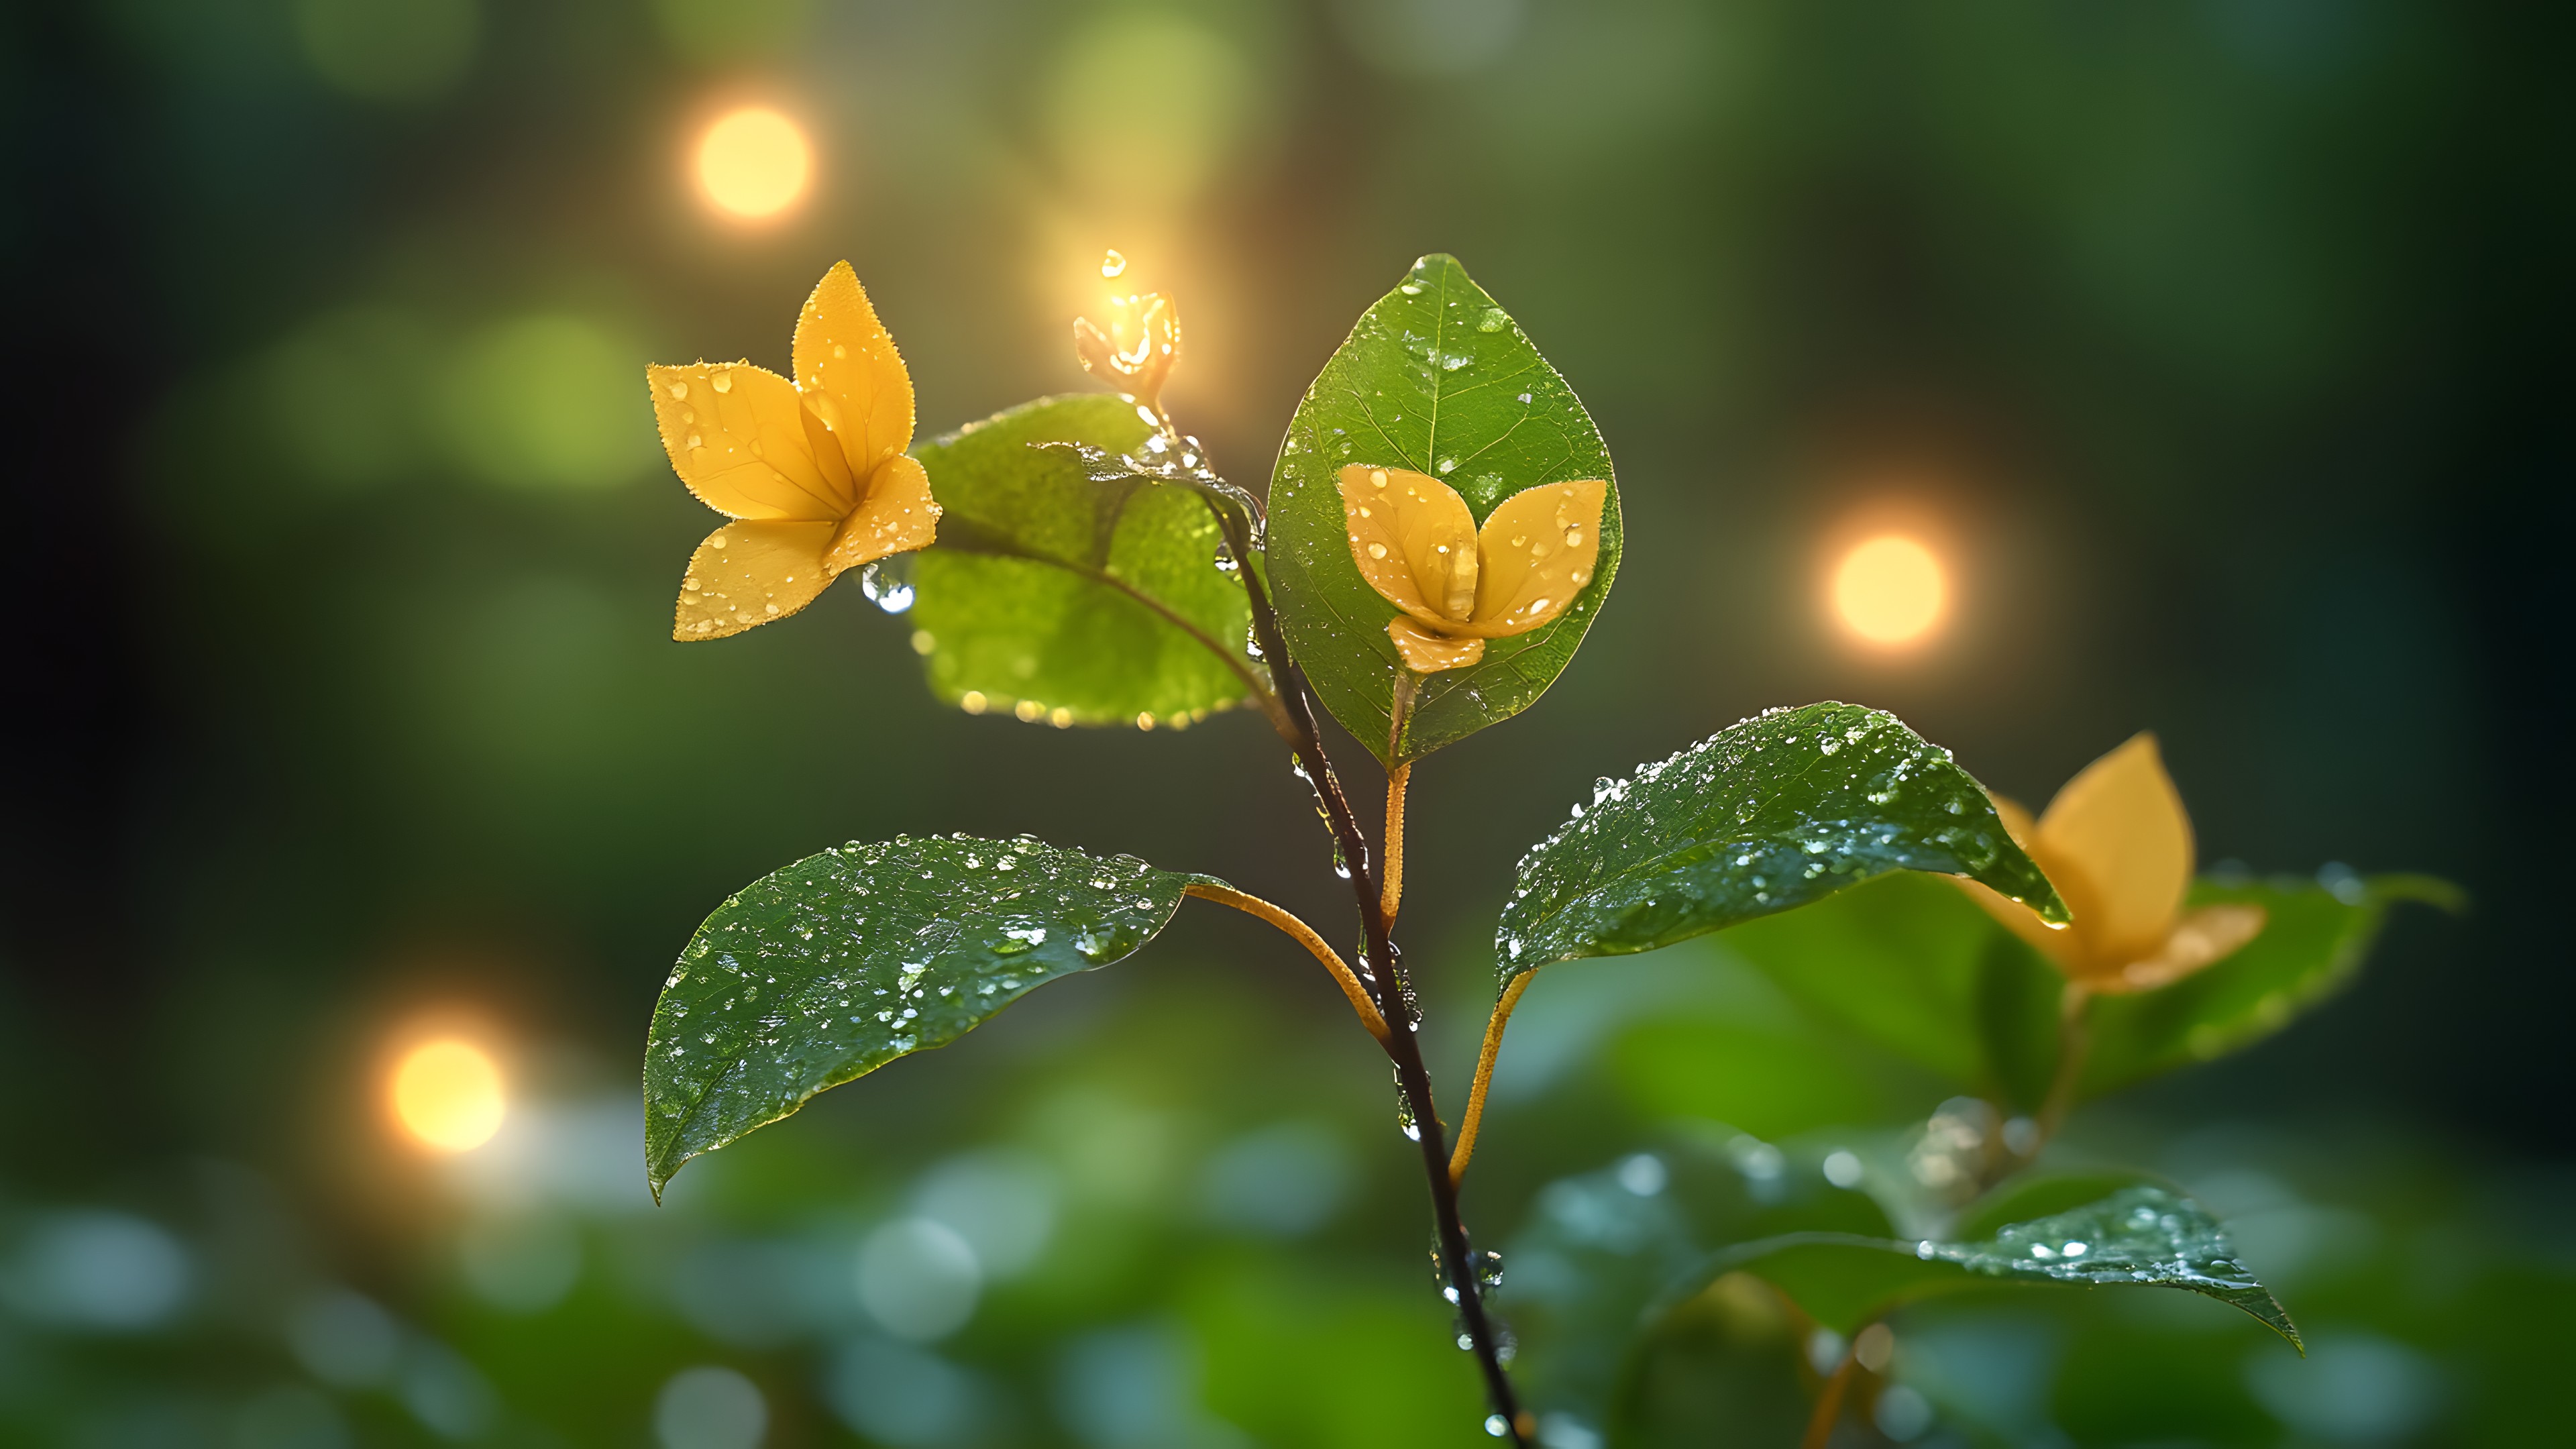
1699 1184 2300 1346
1494 703 2064 987
1267 254 1621 766
908 393 1258 727
644 833 1213 1197
2082 872 2461 1095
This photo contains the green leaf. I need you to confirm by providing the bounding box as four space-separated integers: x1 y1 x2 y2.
2081 872 2461 1095
909 393 1258 727
1713 869 2456 1112
1495 703 2065 987
1266 254 1622 766
644 833 1211 1197
1716 871 2064 1112
1700 1183 2300 1347
1503 1132 1898 1433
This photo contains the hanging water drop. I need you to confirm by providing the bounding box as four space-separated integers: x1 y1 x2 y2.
1393 1069 1419 1141
860 555 916 613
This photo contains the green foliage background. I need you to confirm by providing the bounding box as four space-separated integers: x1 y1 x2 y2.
7 1 2565 1446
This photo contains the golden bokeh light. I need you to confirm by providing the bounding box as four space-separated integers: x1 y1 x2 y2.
390 1038 506 1152
694 107 811 219
1832 534 1947 645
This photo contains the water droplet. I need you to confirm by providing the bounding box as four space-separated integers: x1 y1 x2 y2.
860 556 915 613
1367 543 1388 559
1101 249 1128 278
710 369 733 394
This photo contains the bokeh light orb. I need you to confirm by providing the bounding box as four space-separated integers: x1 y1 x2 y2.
390 1039 506 1152
694 107 811 219
1831 534 1947 645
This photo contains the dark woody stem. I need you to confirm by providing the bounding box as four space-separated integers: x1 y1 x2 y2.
1208 501 1529 1446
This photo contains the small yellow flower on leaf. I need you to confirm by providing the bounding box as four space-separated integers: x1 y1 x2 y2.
1336 465 1608 674
651 262 939 641
1960 733 2267 994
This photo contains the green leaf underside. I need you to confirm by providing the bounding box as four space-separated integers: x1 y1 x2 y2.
1693 1185 2299 1348
2084 872 2457 1095
645 834 1210 1196
1495 703 2065 987
1267 254 1622 766
910 394 1255 725
1714 869 2449 1110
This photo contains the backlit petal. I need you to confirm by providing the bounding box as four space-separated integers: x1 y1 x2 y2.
824 454 941 576
1466 479 1606 637
1952 877 2084 975
1388 616 1484 673
672 521 838 641
2100 902 2268 994
2036 733 2195 966
649 361 853 521
1338 465 1478 625
792 262 916 479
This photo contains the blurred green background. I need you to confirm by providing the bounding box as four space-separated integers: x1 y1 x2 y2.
6 1 2567 1445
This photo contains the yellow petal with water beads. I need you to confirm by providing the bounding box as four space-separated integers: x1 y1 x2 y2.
674 521 839 641
792 260 916 478
1338 464 1479 627
1464 478 1607 638
649 360 851 521
653 262 938 640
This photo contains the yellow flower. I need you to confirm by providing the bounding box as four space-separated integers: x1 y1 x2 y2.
1960 733 2267 994
650 262 939 641
1338 465 1608 674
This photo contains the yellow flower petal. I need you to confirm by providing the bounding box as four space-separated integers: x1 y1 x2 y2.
824 454 941 575
672 521 838 641
2035 732 2195 967
1952 877 2085 974
1387 616 1484 672
793 262 916 479
649 361 853 521
1465 479 1606 638
2099 902 2268 994
1338 464 1479 625
1989 792 2039 851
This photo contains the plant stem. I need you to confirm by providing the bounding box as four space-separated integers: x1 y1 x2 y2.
1801 1345 1860 1449
1381 761 1411 924
1183 882 1389 1041
1211 502 1529 1446
1449 973 1529 1186
2035 982 2094 1150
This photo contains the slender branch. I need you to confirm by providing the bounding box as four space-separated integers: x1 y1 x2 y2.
1448 973 1530 1187
1801 1342 1861 1449
1210 502 1529 1446
1184 882 1389 1042
2035 982 2094 1150
1381 761 1411 924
